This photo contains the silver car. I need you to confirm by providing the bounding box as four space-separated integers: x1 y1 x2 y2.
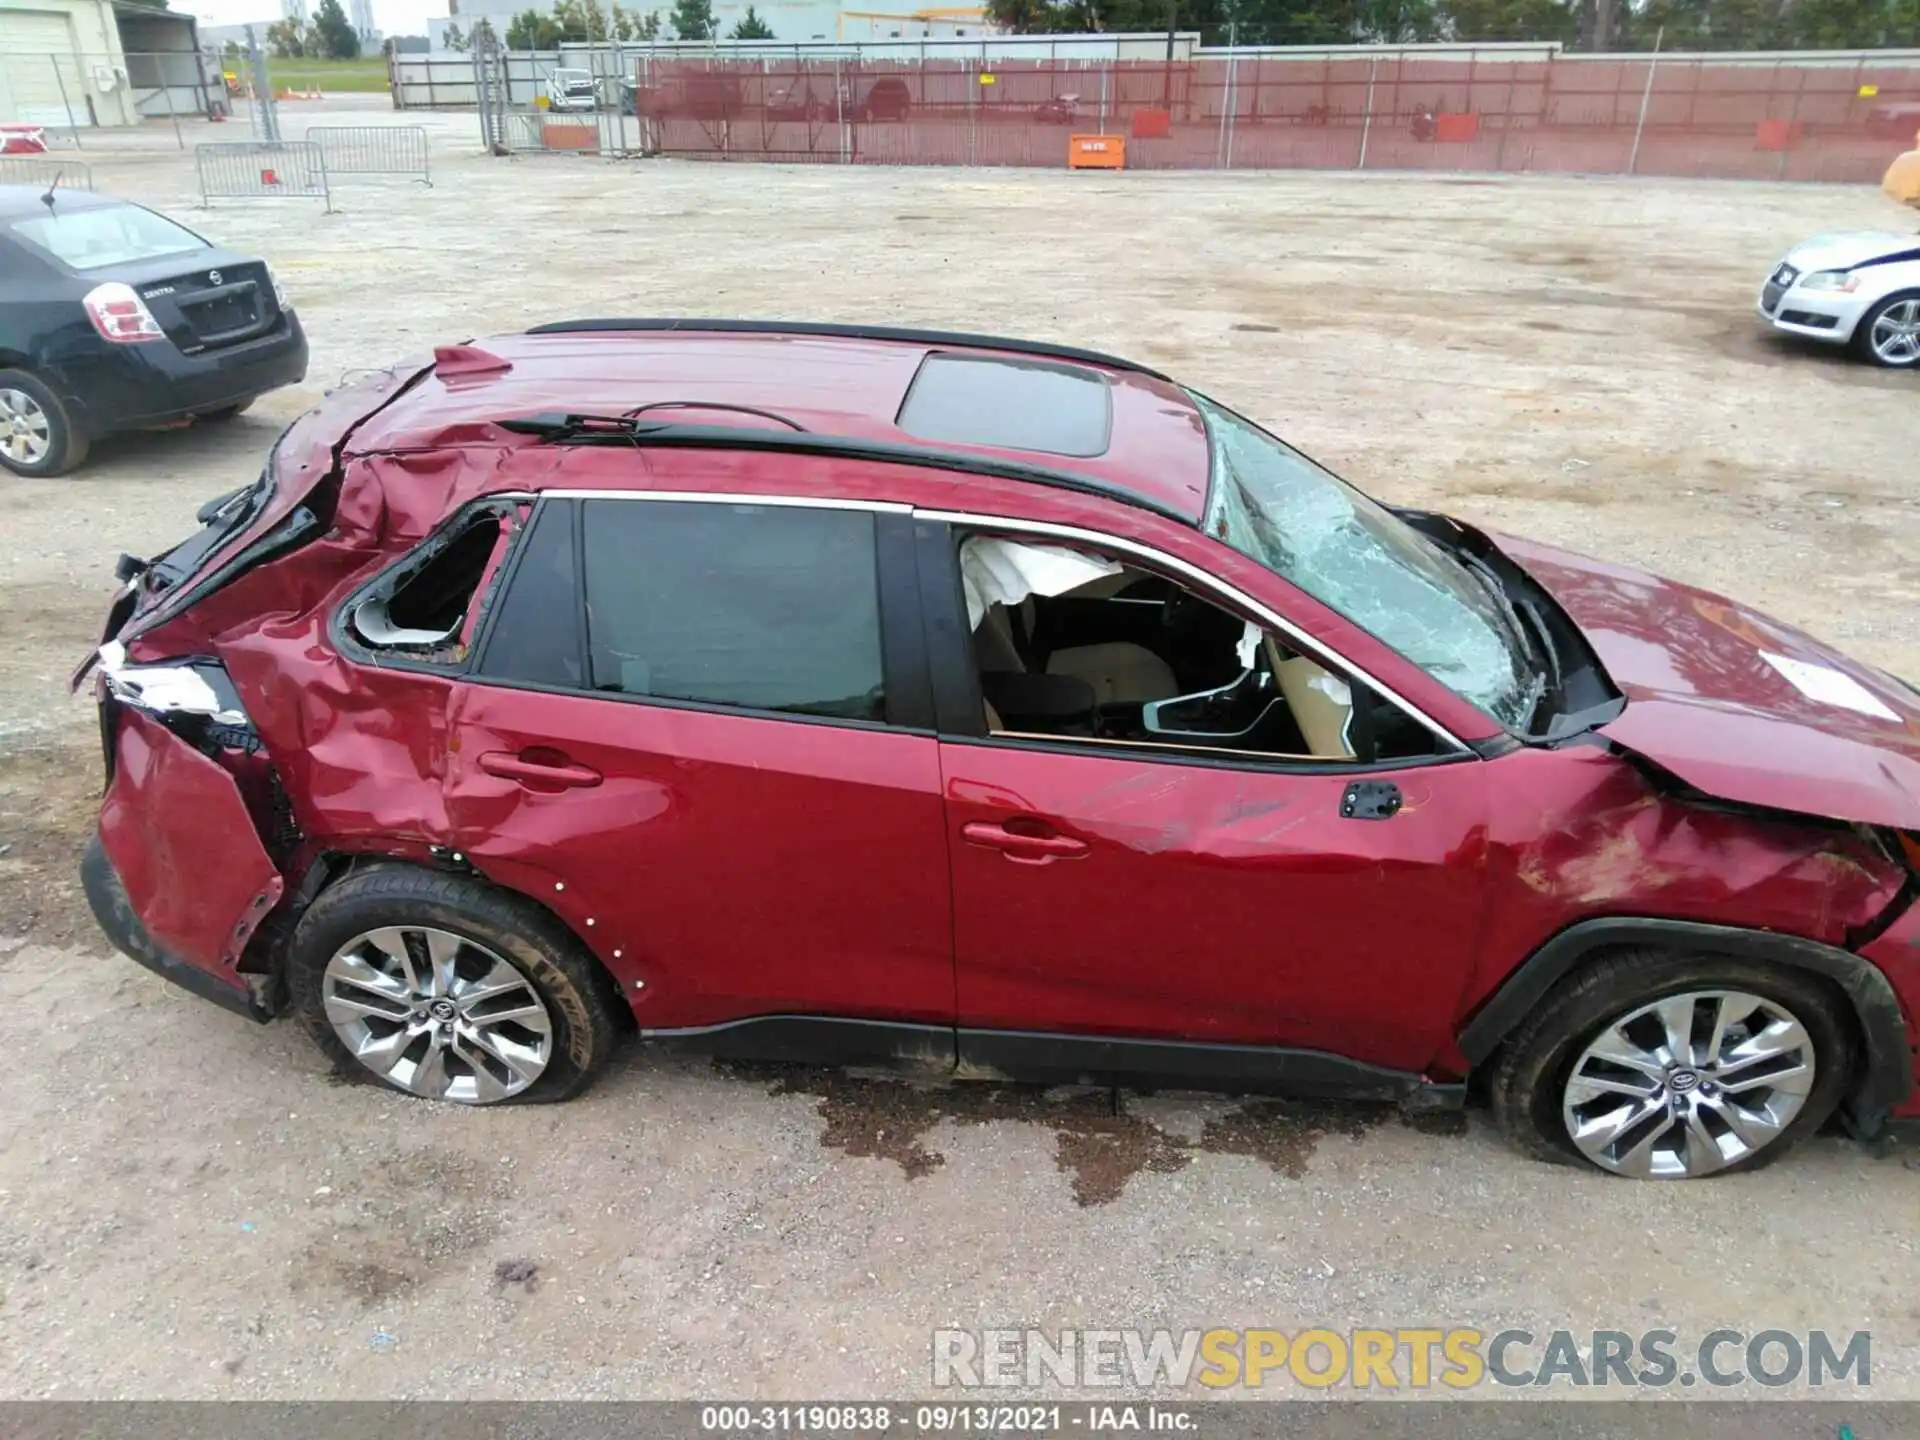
1757 230 1920 368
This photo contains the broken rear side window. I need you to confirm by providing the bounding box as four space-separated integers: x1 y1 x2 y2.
345 503 519 666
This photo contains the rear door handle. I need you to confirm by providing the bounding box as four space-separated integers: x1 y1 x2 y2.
478 749 603 789
961 820 1089 865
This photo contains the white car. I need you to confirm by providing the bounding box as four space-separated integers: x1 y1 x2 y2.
1758 231 1920 368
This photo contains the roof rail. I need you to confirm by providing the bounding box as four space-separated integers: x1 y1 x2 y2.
493 417 1196 525
520 318 1171 381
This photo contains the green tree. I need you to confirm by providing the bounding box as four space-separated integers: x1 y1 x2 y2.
670 0 715 37
264 17 308 56
637 7 663 34
730 4 774 34
507 8 561 44
311 0 362 57
581 0 613 36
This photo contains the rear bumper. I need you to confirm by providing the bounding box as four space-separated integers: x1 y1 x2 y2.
82 832 269 1021
85 706 287 1019
51 316 309 436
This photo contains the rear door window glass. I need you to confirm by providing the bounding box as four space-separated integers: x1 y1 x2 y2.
581 500 884 722
478 500 584 689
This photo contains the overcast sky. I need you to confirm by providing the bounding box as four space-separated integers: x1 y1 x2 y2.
183 0 443 37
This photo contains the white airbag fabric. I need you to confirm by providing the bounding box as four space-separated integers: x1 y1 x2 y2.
960 538 1122 630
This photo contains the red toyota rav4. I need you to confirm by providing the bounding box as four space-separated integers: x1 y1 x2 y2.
78 320 1920 1180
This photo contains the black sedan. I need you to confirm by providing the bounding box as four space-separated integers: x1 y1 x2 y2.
0 183 308 476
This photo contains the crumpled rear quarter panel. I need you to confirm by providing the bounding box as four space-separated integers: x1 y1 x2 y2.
99 710 284 974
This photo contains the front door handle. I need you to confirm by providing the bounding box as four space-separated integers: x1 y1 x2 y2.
478 749 603 789
961 820 1089 865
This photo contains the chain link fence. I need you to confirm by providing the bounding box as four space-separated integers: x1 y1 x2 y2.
0 38 279 151
393 40 1920 182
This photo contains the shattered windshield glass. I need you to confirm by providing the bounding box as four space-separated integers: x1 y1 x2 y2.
1196 397 1544 729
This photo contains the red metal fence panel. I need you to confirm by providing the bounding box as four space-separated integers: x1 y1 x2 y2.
634 51 1919 183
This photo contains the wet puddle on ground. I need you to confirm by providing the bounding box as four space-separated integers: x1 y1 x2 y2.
719 1063 1468 1206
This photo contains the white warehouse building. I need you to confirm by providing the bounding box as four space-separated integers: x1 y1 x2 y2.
0 0 181 127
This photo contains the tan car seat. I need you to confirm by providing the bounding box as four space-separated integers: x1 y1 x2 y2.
1274 649 1358 759
976 598 1177 708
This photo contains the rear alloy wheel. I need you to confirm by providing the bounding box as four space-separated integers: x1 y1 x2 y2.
322 926 555 1102
1857 293 1920 368
0 370 87 477
1491 950 1852 1179
289 866 620 1105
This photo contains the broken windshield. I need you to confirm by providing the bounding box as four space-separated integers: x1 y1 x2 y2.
1195 396 1544 729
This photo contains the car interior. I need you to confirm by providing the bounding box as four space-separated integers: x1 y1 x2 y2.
962 534 1442 762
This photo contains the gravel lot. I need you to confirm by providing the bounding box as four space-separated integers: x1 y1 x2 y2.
1 109 1917 1402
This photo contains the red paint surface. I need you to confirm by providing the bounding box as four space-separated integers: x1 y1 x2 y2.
440 684 954 1024
92 325 1920 1102
943 743 1491 1067
1502 535 1920 831
98 709 284 975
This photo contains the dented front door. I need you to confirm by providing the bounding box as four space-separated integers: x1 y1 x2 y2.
941 745 1490 1069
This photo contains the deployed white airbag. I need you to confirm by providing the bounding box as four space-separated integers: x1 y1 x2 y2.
959 537 1122 630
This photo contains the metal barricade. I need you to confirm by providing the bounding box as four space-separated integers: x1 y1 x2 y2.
306 125 432 185
0 158 92 190
195 140 332 211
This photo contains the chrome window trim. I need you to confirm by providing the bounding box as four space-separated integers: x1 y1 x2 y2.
541 488 912 514
917 506 1474 756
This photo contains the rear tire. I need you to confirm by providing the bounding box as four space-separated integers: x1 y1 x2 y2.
0 369 88 477
1853 291 1920 368
288 866 620 1105
1490 949 1853 1179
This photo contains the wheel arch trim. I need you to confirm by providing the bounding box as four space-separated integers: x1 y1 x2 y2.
1457 917 1912 1132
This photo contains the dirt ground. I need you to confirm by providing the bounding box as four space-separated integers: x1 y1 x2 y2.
1 109 1918 1401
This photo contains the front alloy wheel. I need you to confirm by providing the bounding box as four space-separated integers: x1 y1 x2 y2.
1490 950 1851 1179
1560 990 1815 1178
323 925 555 1102
1861 295 1920 368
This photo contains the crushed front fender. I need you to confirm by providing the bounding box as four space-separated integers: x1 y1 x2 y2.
88 709 285 1019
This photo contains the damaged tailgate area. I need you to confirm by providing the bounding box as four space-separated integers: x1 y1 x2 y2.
85 684 286 1020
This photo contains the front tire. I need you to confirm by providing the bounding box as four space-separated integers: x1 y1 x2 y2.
288 867 620 1105
1854 292 1920 368
1490 950 1853 1179
0 369 88 477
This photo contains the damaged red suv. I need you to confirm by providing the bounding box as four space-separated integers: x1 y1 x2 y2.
79 320 1920 1179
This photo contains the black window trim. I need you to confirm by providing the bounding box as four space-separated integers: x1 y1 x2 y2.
913 511 1477 777
467 491 938 736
